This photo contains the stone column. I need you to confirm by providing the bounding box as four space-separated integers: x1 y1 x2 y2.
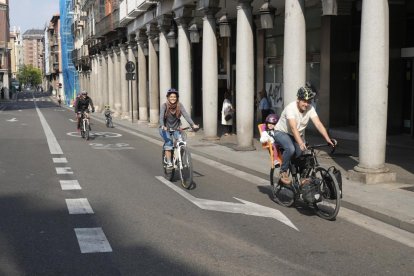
158 15 172 110
113 47 122 117
136 31 148 122
102 51 109 109
147 24 160 127
318 16 331 126
283 0 306 105
96 54 103 113
128 43 138 121
108 49 115 109
200 3 220 140
120 44 129 119
349 0 395 184
174 6 194 128
235 0 255 150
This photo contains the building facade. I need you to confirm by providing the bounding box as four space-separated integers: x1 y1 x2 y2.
22 29 45 72
45 15 63 96
9 26 23 80
0 0 10 99
72 0 414 183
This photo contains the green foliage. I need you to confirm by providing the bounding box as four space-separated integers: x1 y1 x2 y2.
17 65 42 86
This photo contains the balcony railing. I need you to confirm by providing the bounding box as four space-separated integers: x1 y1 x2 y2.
120 0 156 26
95 9 120 38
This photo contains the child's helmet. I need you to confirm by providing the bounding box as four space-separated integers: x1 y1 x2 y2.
265 114 278 124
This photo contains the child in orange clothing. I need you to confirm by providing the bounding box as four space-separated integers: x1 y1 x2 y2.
259 114 282 168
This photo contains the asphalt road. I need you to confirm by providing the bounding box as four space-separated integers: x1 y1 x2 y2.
0 92 413 275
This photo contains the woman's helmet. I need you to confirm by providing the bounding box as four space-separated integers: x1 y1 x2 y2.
166 88 179 97
265 114 278 124
297 86 316 101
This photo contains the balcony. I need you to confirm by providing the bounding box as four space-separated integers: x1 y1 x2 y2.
95 9 121 38
120 0 157 26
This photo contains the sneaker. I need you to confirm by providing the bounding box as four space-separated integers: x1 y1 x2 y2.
273 160 280 168
278 171 292 185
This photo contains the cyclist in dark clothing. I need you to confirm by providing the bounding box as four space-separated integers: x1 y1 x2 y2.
75 90 95 130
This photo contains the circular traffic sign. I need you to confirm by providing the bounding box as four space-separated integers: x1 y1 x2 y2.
125 61 135 72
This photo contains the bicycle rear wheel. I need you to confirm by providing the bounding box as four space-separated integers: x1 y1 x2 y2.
162 150 174 181
179 147 193 189
273 182 295 207
313 167 341 220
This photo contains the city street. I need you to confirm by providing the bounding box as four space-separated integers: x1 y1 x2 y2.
0 92 413 275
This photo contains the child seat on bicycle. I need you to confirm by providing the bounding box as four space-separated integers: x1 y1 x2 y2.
258 114 282 169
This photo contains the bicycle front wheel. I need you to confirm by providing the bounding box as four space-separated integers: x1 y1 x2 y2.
85 121 90 140
179 147 193 189
162 150 174 181
313 167 341 220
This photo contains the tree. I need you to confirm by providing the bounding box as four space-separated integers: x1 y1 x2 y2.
17 65 42 86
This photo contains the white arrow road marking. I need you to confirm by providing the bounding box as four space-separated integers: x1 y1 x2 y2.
156 176 298 231
7 118 18 122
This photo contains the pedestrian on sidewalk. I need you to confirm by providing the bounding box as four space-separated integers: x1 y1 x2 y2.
258 90 272 123
274 86 335 185
221 90 234 136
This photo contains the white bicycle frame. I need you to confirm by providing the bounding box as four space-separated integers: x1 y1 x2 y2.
172 136 186 170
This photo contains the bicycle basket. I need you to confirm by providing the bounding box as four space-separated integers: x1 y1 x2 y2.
301 177 321 204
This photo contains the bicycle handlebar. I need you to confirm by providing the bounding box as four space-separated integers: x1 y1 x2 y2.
307 139 337 154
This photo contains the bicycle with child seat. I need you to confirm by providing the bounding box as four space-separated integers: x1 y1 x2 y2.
162 127 195 189
79 110 91 140
271 140 342 221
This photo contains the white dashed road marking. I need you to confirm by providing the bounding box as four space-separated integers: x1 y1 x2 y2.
66 198 94 214
56 167 74 174
74 228 113 253
53 158 68 163
60 180 82 190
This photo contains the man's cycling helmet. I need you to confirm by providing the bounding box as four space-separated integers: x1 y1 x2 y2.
166 88 179 97
265 114 278 124
297 86 316 101
81 90 88 95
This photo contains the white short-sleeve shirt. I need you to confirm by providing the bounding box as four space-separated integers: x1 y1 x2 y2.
275 101 317 136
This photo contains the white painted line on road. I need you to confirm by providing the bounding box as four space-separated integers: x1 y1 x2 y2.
339 208 414 248
156 176 298 231
74 228 113 253
56 167 73 174
191 154 269 186
35 104 63 154
6 118 18 122
66 198 94 214
53 157 68 163
60 180 82 190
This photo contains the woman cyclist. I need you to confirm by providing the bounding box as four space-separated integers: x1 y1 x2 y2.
159 88 199 168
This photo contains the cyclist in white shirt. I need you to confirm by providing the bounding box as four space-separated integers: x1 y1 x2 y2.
274 86 335 185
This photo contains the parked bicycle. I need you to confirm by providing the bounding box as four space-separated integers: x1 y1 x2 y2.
104 105 113 128
162 127 194 189
271 141 342 220
78 111 91 140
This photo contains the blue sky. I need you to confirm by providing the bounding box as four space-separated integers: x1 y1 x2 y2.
9 0 60 33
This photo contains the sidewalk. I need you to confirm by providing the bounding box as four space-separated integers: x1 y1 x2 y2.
86 112 414 234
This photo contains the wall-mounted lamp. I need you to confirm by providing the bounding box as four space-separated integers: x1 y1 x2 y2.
189 22 200 43
322 0 337 16
259 0 275 29
166 26 177 48
218 13 231 38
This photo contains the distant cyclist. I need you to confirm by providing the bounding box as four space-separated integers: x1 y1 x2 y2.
75 90 95 131
159 88 199 168
274 86 335 185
